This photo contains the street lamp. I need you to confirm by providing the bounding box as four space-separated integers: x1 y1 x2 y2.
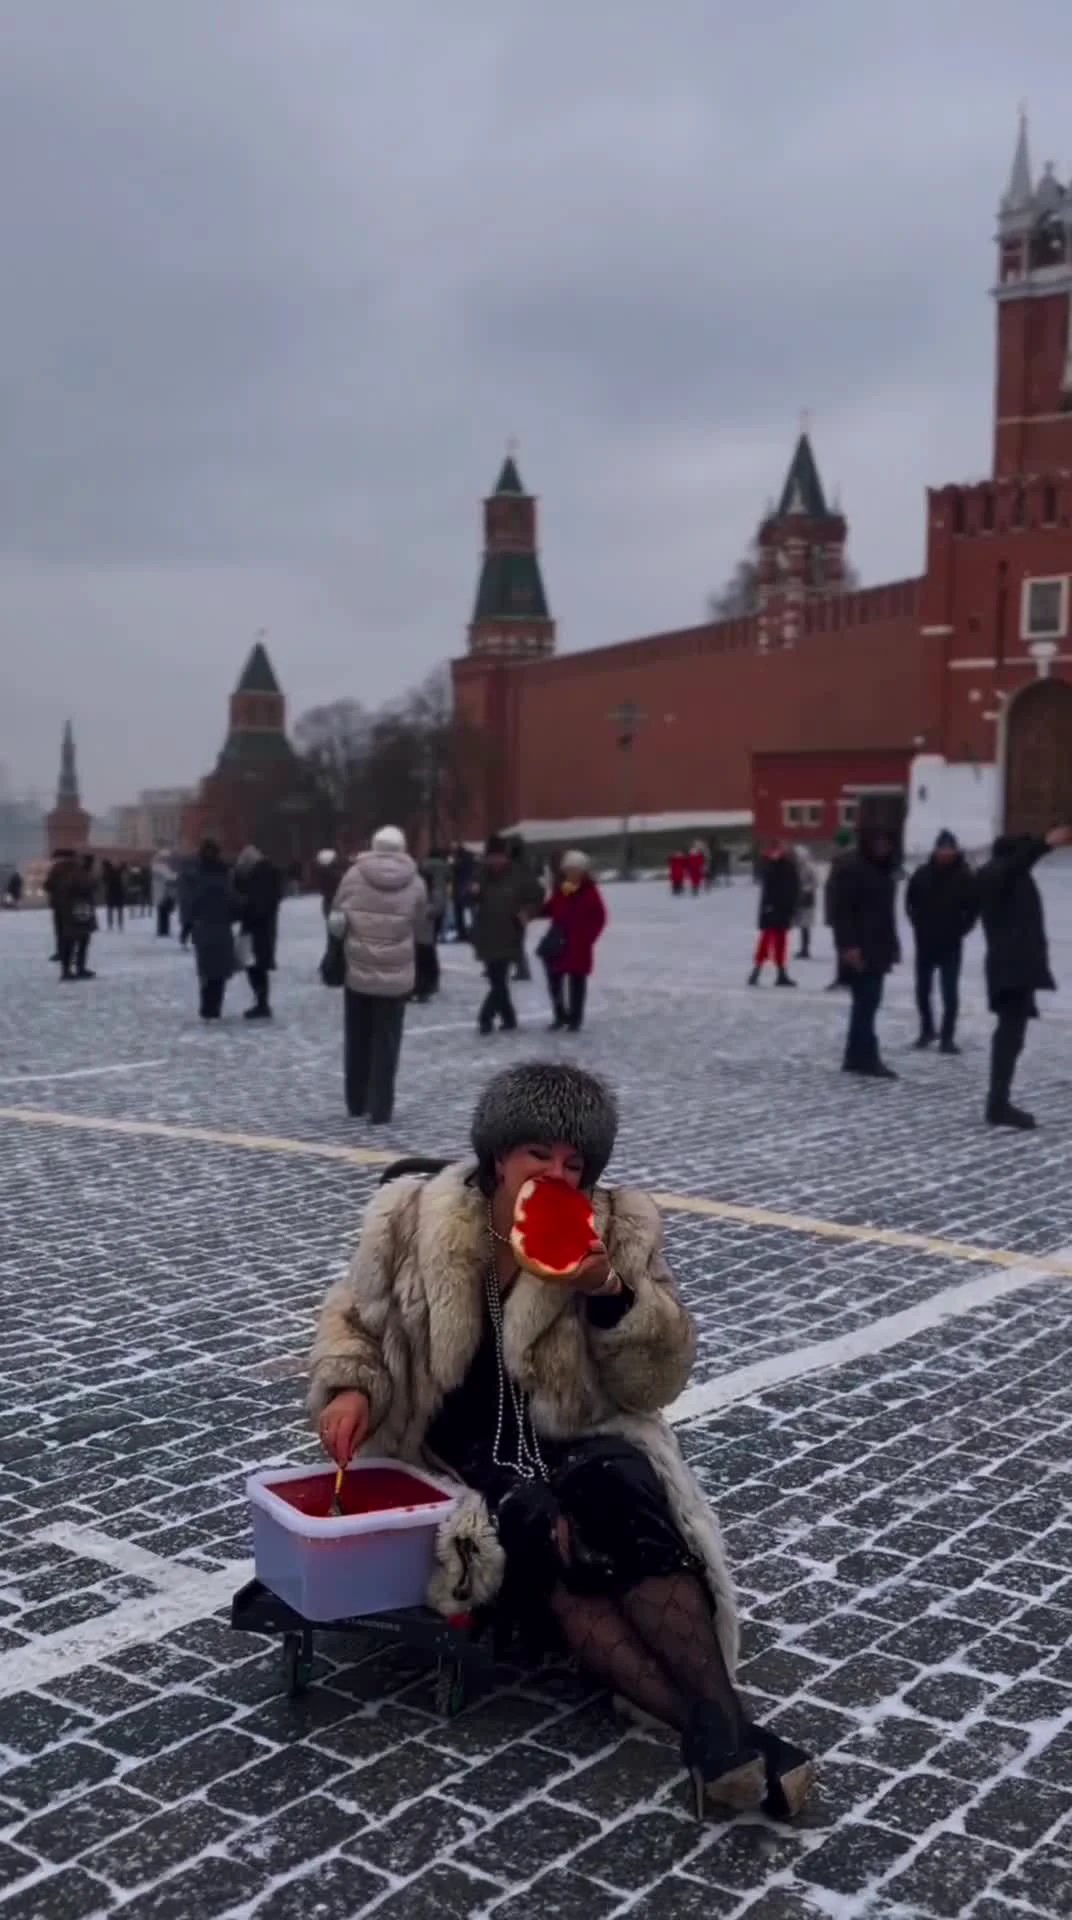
608 700 647 879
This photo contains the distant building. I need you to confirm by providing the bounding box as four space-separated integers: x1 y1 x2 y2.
108 788 195 851
182 641 322 869
0 793 45 872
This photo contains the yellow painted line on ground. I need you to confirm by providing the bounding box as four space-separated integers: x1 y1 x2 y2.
4 1102 1072 1278
648 1189 1072 1274
0 1104 398 1171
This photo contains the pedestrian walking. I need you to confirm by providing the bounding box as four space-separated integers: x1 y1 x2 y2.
450 843 475 943
976 824 1071 1129
316 849 345 919
829 828 900 1078
152 855 178 937
3 869 23 908
793 846 818 959
748 843 799 987
905 830 979 1054
823 828 855 989
49 852 97 980
422 847 450 943
187 840 236 1018
669 850 687 896
44 848 73 961
472 835 531 1034
538 849 607 1032
176 856 195 947
413 862 441 1003
330 825 427 1123
102 860 126 930
686 844 706 896
510 838 543 981
232 846 282 1021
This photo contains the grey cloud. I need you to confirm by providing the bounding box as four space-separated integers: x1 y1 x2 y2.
1 0 1070 808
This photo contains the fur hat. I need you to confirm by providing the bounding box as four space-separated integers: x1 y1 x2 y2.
471 1061 618 1189
371 825 406 853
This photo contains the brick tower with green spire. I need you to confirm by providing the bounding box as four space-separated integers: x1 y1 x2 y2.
467 452 555 660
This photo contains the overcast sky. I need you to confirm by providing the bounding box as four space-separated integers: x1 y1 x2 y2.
1 1 1069 811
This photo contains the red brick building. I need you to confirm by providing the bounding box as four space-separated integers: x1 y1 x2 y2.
453 118 1072 856
182 642 322 869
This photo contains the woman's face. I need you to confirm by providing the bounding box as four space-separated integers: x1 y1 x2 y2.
495 1140 585 1210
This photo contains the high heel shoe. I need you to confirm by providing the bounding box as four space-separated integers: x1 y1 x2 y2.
747 1721 816 1820
681 1703 766 1819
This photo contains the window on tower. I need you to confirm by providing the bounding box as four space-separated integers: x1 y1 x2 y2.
1021 576 1068 641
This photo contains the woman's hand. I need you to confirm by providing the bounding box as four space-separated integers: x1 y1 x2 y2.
566 1241 620 1296
318 1389 370 1466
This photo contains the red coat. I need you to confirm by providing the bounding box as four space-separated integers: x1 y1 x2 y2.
686 849 705 888
544 878 607 976
669 853 687 887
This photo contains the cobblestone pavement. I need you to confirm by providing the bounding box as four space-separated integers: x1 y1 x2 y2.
1 874 1072 1919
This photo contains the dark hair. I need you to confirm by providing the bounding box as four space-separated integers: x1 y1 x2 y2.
199 837 221 862
485 833 508 857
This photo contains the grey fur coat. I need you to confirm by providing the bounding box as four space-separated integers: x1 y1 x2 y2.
308 1161 739 1671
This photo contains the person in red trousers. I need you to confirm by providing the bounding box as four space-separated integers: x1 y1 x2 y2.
539 850 608 1031
748 843 800 988
669 850 687 896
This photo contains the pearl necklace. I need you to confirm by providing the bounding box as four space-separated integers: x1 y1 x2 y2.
485 1205 547 1481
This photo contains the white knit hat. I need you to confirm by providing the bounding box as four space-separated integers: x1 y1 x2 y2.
371 825 407 853
316 848 337 866
561 848 589 871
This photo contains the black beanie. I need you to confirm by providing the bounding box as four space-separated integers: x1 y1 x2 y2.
470 1062 619 1189
934 829 958 851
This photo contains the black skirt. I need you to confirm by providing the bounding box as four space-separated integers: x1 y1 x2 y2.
426 1319 694 1602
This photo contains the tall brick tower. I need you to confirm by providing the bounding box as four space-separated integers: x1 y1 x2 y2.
452 453 556 837
467 454 555 661
755 431 848 648
46 720 91 854
993 111 1072 478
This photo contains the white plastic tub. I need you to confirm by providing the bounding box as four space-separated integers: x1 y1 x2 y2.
247 1459 459 1622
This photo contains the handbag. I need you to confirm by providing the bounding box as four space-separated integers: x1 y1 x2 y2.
319 932 346 988
536 923 567 965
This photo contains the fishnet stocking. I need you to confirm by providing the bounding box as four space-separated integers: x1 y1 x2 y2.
548 1585 689 1732
622 1572 744 1733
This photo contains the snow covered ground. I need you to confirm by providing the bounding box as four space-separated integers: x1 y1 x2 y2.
0 872 1071 1918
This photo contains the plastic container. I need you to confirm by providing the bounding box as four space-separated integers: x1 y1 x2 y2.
247 1459 459 1621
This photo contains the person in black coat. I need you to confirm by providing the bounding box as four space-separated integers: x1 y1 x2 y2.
829 828 901 1078
233 845 282 1020
187 840 236 1019
748 844 800 987
976 824 1071 1128
905 830 979 1054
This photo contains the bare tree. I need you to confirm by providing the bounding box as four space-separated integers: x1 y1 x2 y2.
294 668 494 851
293 700 373 842
706 545 859 621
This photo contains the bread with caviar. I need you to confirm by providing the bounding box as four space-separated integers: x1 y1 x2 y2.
510 1177 596 1281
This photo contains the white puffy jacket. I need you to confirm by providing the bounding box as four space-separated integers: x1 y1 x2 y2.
330 850 427 997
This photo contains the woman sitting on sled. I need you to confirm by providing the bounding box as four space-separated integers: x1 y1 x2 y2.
309 1060 813 1821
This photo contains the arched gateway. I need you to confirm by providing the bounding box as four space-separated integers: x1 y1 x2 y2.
1004 677 1072 836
